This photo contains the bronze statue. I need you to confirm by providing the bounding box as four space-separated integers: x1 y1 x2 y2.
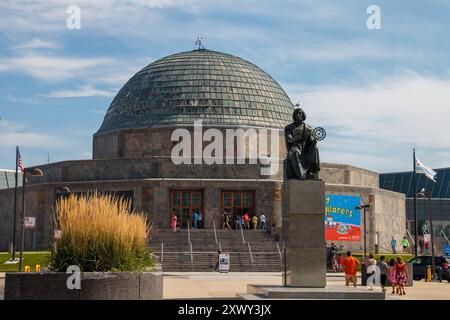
284 108 321 180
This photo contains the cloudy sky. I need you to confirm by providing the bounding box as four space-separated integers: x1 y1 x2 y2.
0 0 449 173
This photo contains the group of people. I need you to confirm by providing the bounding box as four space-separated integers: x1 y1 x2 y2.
222 212 267 230
170 211 205 232
390 236 411 254
341 251 409 295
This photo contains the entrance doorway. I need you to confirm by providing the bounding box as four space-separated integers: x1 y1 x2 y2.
222 191 253 229
170 190 202 229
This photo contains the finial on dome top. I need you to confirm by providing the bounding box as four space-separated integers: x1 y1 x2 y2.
195 36 205 50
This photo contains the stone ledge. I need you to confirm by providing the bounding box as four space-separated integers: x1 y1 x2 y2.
247 284 385 300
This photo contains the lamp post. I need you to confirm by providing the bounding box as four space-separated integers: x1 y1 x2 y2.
355 204 371 259
18 168 43 272
417 188 435 279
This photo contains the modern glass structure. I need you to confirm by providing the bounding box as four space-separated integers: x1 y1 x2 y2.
0 169 22 190
380 168 450 238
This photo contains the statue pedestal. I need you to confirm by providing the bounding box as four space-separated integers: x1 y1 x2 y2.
282 179 326 287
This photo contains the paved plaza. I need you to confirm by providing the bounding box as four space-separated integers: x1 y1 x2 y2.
1 272 449 300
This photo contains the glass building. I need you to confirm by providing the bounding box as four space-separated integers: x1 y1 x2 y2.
380 168 450 238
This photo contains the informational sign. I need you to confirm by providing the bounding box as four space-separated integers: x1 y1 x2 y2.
24 217 36 228
218 253 230 272
54 230 62 239
443 244 450 257
325 195 361 242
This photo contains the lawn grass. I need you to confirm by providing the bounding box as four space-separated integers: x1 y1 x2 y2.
0 252 51 272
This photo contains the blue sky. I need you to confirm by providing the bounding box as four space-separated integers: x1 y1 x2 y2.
1 0 450 173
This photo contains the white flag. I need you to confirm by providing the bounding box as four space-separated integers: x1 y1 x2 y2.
416 158 437 182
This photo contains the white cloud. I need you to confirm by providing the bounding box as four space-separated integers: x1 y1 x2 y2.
43 85 116 98
0 119 65 148
285 72 450 171
11 38 58 50
0 54 112 81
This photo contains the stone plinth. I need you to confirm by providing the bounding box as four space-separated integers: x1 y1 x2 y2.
247 285 385 300
282 179 326 287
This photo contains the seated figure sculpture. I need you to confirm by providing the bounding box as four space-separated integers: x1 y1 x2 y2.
284 108 320 180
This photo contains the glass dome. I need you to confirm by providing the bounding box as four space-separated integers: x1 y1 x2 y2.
97 49 294 133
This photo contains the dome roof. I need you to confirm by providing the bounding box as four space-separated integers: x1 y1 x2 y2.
97 49 294 133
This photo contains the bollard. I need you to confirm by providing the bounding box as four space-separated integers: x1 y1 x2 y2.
24 266 31 272
35 264 41 272
426 265 432 282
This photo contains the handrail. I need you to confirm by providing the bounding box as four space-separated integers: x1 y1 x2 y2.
240 222 246 245
161 242 164 263
441 230 450 244
187 220 191 245
219 242 222 252
213 220 218 244
406 229 415 245
189 242 193 263
248 242 254 263
276 242 282 260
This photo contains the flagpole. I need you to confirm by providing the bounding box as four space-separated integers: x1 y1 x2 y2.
413 148 418 258
11 146 19 261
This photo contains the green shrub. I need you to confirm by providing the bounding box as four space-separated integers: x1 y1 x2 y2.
50 193 153 272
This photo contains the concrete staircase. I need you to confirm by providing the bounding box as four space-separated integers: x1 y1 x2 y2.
149 229 282 272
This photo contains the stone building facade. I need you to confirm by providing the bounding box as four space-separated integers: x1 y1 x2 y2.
0 49 406 254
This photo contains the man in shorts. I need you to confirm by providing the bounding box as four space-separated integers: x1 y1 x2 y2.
342 251 360 287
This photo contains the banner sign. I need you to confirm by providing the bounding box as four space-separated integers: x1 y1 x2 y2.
325 195 361 242
219 253 230 272
24 217 36 228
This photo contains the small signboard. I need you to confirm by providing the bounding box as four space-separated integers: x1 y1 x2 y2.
24 217 36 228
444 244 450 257
218 253 230 272
54 230 62 239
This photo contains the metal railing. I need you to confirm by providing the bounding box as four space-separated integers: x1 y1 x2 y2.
276 242 282 260
218 242 222 252
213 220 218 244
441 230 450 244
187 220 191 244
406 229 416 245
240 222 246 245
189 242 193 263
161 242 164 263
247 242 254 263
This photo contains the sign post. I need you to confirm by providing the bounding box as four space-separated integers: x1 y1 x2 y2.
218 253 230 273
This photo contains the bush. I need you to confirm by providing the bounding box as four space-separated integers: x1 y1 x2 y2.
50 193 153 272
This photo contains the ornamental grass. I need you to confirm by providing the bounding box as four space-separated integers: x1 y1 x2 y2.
50 192 153 272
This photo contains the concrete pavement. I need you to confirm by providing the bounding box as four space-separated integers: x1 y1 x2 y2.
1 272 449 300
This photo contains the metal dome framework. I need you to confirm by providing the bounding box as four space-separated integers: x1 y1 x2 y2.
98 49 294 133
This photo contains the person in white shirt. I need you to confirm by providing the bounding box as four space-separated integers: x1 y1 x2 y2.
259 213 267 230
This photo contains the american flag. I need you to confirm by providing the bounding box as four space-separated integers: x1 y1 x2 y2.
18 150 24 173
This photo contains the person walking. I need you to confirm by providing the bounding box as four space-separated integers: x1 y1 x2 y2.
342 251 360 288
192 211 198 229
198 212 204 229
366 253 377 290
394 256 408 295
377 256 388 293
401 236 410 254
387 258 397 294
251 215 258 230
259 213 266 230
214 250 222 271
222 211 231 230
235 214 241 230
391 237 397 254
170 214 177 232
244 213 250 229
